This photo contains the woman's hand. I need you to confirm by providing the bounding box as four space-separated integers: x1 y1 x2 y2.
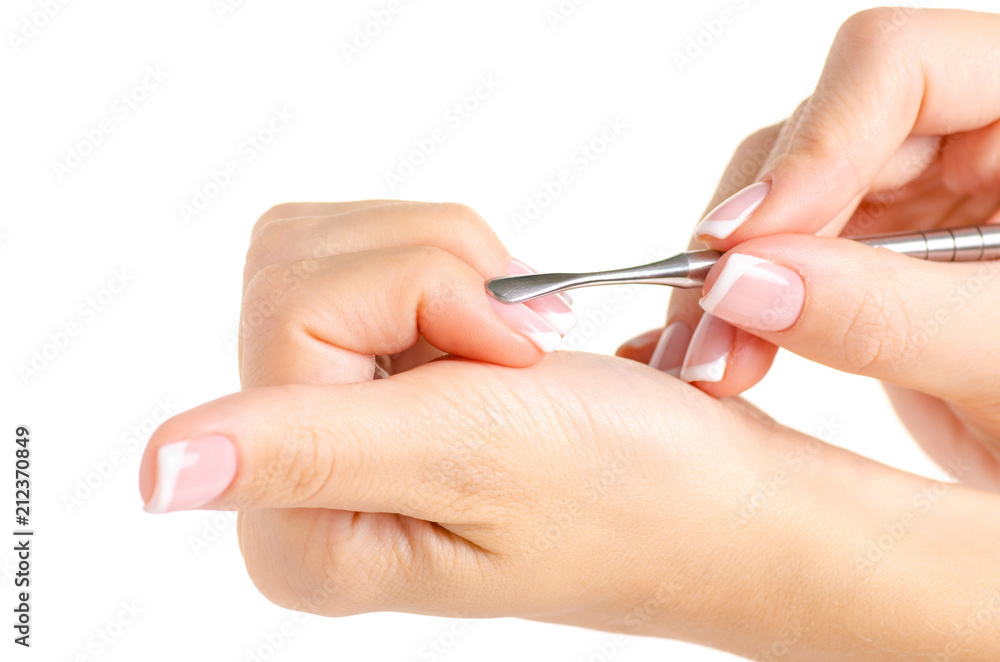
622 8 1000 490
141 201 1000 660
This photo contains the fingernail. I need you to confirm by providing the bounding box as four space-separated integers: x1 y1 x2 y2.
699 254 805 332
144 435 238 514
694 181 770 240
679 314 735 383
487 296 564 353
508 258 573 305
648 322 693 377
505 258 578 334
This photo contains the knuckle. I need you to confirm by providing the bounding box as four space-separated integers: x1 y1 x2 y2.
835 284 912 374
251 202 305 238
738 123 781 153
433 202 506 268
240 263 310 341
720 124 782 192
777 91 865 192
243 262 290 314
243 220 289 287
436 201 485 228
273 426 338 505
838 7 902 45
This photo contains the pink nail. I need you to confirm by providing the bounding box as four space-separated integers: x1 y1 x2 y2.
694 181 770 240
648 322 693 377
679 314 735 383
700 254 804 332
144 435 238 514
506 258 577 334
487 296 563 353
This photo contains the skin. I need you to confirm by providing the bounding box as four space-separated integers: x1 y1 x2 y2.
622 7 1000 490
141 9 1000 660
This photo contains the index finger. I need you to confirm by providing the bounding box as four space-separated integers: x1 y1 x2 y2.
694 8 1000 247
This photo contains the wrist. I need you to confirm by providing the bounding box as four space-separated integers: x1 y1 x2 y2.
693 428 1000 660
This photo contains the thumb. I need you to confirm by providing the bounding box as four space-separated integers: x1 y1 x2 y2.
139 364 513 519
697 233 1000 403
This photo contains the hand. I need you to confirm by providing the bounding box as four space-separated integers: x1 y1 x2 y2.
621 8 1000 490
144 200 792 629
141 200 1000 660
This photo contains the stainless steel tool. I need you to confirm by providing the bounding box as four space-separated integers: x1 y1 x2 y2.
486 225 1000 304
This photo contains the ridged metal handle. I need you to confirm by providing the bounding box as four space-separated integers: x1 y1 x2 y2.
857 225 1000 261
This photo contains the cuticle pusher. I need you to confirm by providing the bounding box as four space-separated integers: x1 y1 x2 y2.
485 225 1000 304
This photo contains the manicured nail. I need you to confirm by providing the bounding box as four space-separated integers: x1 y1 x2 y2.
679 314 735 383
648 322 693 377
699 254 805 332
694 181 770 240
144 435 238 514
506 258 577 334
487 296 563 353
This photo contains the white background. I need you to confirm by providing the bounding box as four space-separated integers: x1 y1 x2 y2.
2 1 993 660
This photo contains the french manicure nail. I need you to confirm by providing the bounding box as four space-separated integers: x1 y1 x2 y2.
699 254 805 332
488 296 563 353
506 258 578 334
694 181 770 240
648 322 693 377
679 314 735 383
144 435 238 514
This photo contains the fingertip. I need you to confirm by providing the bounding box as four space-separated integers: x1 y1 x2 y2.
692 181 771 243
615 328 664 362
649 322 694 376
142 435 238 514
679 316 778 397
485 296 566 355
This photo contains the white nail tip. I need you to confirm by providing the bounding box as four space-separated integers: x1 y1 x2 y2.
144 442 191 514
536 309 578 336
524 329 563 353
700 254 771 313
680 354 728 383
695 219 745 240
695 182 770 239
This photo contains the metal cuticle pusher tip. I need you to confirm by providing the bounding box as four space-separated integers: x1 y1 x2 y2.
485 249 722 304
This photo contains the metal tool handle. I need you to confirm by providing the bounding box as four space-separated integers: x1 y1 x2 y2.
486 225 1000 304
856 225 1000 261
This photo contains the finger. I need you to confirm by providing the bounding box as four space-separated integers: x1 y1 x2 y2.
140 368 513 520
243 201 511 293
237 506 487 617
882 384 1000 491
693 8 1000 246
240 201 574 381
615 328 663 363
241 245 572 387
696 233 1000 404
942 118 1000 195
639 124 781 394
250 199 405 241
